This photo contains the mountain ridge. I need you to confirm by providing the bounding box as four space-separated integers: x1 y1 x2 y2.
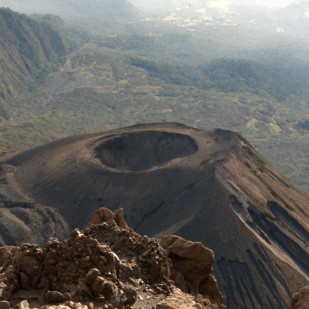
0 8 66 120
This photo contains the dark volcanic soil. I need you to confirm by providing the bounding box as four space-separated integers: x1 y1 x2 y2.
95 131 197 171
0 122 308 309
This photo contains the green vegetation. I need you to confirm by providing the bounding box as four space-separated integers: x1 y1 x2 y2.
0 8 308 191
0 8 67 120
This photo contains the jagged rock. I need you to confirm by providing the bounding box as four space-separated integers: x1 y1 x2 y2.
113 209 128 229
3 243 43 295
0 247 19 267
88 208 128 229
84 212 171 284
291 286 309 309
0 208 224 309
88 208 117 226
160 235 224 307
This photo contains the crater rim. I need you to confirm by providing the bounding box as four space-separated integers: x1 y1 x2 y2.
94 130 198 172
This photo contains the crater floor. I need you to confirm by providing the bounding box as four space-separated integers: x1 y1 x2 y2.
95 131 197 172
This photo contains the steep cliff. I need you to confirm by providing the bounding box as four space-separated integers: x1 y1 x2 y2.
0 8 65 119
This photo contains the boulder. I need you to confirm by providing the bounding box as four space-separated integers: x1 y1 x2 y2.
291 286 309 309
85 268 100 286
160 235 214 295
160 235 225 307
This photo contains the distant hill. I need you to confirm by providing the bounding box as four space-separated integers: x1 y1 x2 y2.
130 56 309 105
200 59 309 104
0 8 66 119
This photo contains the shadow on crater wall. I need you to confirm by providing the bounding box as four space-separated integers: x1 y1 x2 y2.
95 131 198 171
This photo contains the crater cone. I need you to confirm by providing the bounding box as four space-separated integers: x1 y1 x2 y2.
95 131 197 171
0 123 308 309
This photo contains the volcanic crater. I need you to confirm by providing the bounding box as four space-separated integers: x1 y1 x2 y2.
94 131 198 172
0 123 308 309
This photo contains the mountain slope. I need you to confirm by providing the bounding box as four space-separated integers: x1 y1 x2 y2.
0 123 308 308
0 8 65 119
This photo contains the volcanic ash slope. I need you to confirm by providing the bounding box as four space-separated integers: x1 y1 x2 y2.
0 123 308 309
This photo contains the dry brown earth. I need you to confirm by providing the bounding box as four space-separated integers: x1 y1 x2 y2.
0 123 308 308
0 207 224 309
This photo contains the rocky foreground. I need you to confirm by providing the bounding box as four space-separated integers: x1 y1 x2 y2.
0 208 225 309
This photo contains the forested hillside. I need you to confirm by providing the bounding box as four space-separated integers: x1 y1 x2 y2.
0 8 66 120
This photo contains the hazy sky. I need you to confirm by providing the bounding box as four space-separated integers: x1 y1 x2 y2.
242 0 295 7
129 0 297 10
